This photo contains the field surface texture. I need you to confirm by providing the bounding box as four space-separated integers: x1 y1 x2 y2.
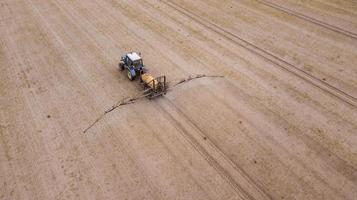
1 0 356 199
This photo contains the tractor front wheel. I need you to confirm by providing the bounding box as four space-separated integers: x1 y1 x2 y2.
119 62 124 71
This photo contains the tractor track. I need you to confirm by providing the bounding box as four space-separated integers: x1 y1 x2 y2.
160 106 251 200
160 98 273 200
157 99 266 200
254 0 357 40
163 1 357 108
164 80 355 199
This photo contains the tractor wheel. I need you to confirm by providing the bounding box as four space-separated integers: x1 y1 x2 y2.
127 69 134 81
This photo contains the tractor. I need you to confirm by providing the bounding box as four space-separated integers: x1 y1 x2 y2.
119 52 146 80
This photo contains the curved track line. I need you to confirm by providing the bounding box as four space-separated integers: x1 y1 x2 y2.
157 100 266 200
255 0 357 40
162 1 357 108
161 98 273 200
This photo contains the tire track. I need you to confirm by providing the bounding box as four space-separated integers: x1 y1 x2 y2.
157 102 254 200
254 0 357 40
203 80 357 198
158 98 272 200
162 1 357 108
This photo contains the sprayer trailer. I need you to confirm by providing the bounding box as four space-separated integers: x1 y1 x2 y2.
141 74 167 99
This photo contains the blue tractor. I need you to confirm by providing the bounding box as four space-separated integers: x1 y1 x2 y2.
119 52 146 81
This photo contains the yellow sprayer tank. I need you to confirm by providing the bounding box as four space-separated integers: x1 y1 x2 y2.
141 73 159 90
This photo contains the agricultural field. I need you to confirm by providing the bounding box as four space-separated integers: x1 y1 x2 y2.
0 0 356 199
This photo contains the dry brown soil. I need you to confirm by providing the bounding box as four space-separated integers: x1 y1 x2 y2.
1 0 356 199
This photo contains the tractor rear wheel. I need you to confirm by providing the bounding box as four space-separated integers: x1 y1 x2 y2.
127 69 134 81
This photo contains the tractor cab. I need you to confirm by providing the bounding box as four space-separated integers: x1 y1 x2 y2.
119 52 146 80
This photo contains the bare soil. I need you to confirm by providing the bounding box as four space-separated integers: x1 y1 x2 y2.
1 0 356 199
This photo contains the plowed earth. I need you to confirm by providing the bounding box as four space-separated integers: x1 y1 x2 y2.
0 0 356 199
